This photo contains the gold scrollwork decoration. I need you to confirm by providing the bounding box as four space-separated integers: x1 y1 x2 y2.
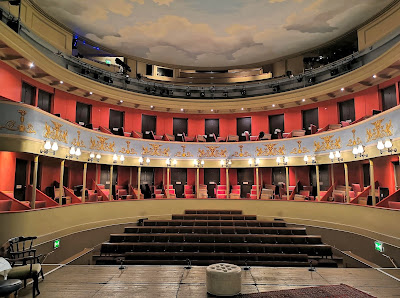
0 110 36 134
90 136 115 152
71 131 86 148
44 120 68 143
232 145 251 157
290 141 310 154
119 141 137 155
175 145 193 157
142 143 170 156
198 146 227 158
347 129 362 147
314 135 341 152
256 143 286 156
366 119 393 142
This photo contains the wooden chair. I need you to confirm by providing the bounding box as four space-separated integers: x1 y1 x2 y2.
195 135 206 142
227 135 239 142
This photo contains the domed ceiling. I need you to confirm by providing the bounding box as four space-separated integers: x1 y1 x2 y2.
35 0 393 67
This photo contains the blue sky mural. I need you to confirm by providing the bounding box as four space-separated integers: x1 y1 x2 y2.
36 0 393 67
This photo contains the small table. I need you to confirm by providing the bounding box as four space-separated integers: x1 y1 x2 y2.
0 258 12 280
206 263 241 296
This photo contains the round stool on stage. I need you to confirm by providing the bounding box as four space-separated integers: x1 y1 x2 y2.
206 263 241 296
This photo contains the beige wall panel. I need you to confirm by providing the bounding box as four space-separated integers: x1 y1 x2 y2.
137 61 147 75
126 58 138 75
273 60 286 77
358 3 400 50
287 55 304 75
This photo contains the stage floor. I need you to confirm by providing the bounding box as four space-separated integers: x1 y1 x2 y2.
18 265 400 298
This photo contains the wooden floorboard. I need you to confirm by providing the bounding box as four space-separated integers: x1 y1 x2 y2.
16 265 400 298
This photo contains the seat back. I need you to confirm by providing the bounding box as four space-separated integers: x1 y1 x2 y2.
196 135 206 142
352 184 362 194
227 135 239 142
0 200 12 211
333 193 345 203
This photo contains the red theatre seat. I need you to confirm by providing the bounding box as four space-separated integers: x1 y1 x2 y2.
0 200 12 211
388 201 400 209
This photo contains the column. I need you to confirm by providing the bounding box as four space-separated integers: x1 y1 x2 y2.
95 164 99 184
370 159 376 205
31 155 39 209
109 164 114 201
166 167 170 198
344 163 350 203
285 166 290 198
82 162 87 203
330 164 335 189
256 167 259 199
137 166 141 199
316 165 320 200
226 168 230 199
59 159 65 205
196 167 200 199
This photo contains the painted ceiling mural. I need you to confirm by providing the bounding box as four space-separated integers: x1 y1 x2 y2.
35 0 392 67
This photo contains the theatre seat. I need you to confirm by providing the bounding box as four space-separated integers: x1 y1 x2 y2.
0 200 12 211
388 201 400 209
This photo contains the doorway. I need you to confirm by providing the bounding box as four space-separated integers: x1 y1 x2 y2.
237 168 254 198
204 169 220 198
171 168 187 198
14 159 27 201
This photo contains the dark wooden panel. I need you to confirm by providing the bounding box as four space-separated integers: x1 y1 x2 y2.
21 82 36 106
269 114 284 134
272 167 285 185
237 168 254 198
338 99 355 122
109 109 124 131
302 108 318 130
76 102 91 125
363 163 370 187
38 89 52 113
381 85 397 111
142 114 157 138
171 168 187 198
204 168 220 198
140 167 154 199
173 118 188 141
205 119 219 141
309 165 329 193
14 159 27 201
237 117 251 141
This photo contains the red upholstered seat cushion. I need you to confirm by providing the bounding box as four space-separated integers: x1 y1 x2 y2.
35 201 46 209
0 200 12 211
88 194 98 202
333 193 345 203
388 201 400 209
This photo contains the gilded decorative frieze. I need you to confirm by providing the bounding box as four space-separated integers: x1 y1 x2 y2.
0 110 36 134
314 135 341 152
44 120 68 143
119 141 137 155
366 119 393 142
256 143 286 156
142 143 170 156
71 131 86 148
347 129 362 147
90 136 115 152
290 141 309 154
175 145 193 157
198 146 227 158
233 145 251 157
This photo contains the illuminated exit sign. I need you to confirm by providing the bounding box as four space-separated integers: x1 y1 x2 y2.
54 239 60 249
374 241 384 253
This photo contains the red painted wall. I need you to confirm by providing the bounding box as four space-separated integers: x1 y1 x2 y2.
187 169 196 186
117 166 131 186
374 155 397 195
40 162 61 191
0 152 16 191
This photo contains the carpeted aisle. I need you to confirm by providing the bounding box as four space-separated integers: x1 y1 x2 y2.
239 284 375 298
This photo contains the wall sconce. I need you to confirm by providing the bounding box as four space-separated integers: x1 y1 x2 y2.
194 159 204 167
172 159 177 166
378 139 397 154
66 146 81 159
139 157 144 165
304 155 316 164
40 140 58 155
113 154 125 164
255 158 260 167
352 145 368 158
276 156 288 165
166 158 171 166
96 154 101 162
88 152 100 162
329 151 343 162
120 155 125 163
146 157 150 165
221 159 232 168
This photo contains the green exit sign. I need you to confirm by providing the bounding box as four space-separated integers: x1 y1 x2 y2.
54 239 60 249
374 241 384 253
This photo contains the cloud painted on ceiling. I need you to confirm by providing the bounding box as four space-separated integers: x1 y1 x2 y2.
35 0 392 67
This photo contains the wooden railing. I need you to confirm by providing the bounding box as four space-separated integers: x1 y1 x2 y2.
0 191 30 211
27 186 58 208
377 188 400 208
63 187 82 204
350 185 371 205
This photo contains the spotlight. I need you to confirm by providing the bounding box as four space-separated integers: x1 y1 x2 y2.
93 73 99 80
186 90 191 97
308 77 316 84
210 86 215 93
160 88 166 96
241 88 246 96
286 70 293 78
104 76 113 83
223 91 228 98
168 89 173 96
272 86 280 92
200 91 205 97
60 81 63 84
330 69 339 76
136 73 142 80
151 87 156 95
81 68 89 75
145 86 151 93
115 58 131 73
297 76 303 82
125 77 130 84
29 62 34 69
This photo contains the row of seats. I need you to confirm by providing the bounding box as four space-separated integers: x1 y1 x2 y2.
124 226 307 235
171 214 257 220
142 220 287 227
100 242 333 256
185 209 242 214
108 233 322 244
